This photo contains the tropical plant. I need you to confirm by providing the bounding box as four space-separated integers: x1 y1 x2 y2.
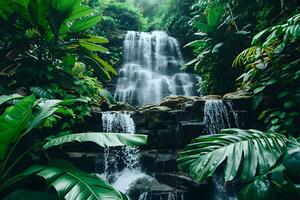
0 0 117 103
233 13 300 136
0 95 147 199
178 128 300 200
183 1 248 94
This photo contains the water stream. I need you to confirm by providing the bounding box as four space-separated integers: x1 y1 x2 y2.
203 100 239 200
101 111 184 200
115 31 196 106
102 112 144 190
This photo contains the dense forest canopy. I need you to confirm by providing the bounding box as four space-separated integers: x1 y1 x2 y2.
0 0 299 199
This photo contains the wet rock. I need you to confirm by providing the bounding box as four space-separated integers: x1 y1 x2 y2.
160 95 202 110
180 121 207 143
201 95 222 100
181 100 205 121
140 150 178 173
140 105 172 112
128 177 188 200
108 102 136 112
154 172 210 191
223 91 253 110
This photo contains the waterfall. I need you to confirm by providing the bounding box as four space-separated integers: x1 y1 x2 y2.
203 100 239 200
115 31 196 106
102 112 143 190
204 100 239 135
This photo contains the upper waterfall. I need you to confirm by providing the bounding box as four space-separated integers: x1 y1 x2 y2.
114 31 196 106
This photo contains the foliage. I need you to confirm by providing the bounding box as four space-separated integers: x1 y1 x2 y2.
233 13 300 136
178 129 287 182
182 0 249 94
96 0 148 35
0 95 147 199
0 0 117 121
178 128 300 200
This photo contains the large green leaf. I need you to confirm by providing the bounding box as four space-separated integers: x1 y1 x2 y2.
26 99 62 132
11 0 31 21
25 160 129 200
0 95 35 160
238 176 272 200
65 5 93 22
43 132 148 149
79 40 109 53
70 15 101 33
0 94 23 106
178 129 287 183
90 54 117 75
50 0 79 13
207 4 224 28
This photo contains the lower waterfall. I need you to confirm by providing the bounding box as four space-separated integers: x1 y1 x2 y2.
203 100 239 200
101 111 185 200
101 111 145 192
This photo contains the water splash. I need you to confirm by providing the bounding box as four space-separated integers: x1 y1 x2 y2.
138 191 184 200
102 112 140 182
113 169 149 194
115 31 196 106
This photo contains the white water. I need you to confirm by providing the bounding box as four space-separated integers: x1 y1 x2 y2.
102 112 144 191
203 100 239 200
115 31 196 106
204 100 239 135
138 191 184 200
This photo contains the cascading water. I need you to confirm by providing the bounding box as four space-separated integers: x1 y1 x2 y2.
101 112 145 192
101 111 184 200
204 100 239 135
115 31 196 106
203 100 239 200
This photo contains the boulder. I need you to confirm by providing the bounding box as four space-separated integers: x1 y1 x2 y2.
223 91 253 110
180 121 207 143
128 177 187 200
140 105 172 112
108 102 136 112
154 172 210 191
201 95 222 100
160 95 201 110
140 150 178 173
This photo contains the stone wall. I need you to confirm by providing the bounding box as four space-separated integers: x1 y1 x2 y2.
65 94 259 199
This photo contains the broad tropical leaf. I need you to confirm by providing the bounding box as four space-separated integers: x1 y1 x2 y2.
70 15 101 33
238 176 272 200
19 160 129 200
178 129 287 183
27 99 62 132
0 94 23 106
0 95 35 159
79 40 109 53
43 132 148 149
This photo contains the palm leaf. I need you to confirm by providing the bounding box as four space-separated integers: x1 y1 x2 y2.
178 129 287 183
43 132 148 149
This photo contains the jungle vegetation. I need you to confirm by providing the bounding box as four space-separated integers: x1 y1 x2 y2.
0 0 299 200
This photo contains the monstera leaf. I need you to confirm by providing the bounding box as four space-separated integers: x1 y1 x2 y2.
6 160 129 200
178 129 287 183
43 132 148 149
